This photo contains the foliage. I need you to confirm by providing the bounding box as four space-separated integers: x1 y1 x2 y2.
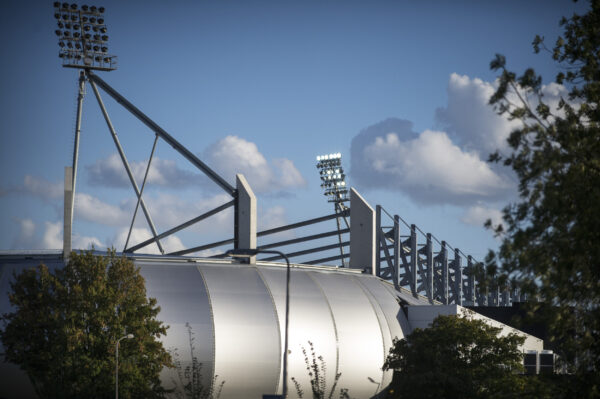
382 314 527 399
168 322 224 399
0 250 172 398
291 341 350 399
486 0 600 385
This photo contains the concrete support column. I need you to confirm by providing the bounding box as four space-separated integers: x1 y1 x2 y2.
349 188 375 274
236 174 257 264
63 166 73 261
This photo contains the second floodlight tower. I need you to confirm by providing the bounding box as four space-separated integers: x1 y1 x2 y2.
316 153 349 266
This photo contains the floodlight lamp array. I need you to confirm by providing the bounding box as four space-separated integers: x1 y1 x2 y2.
316 153 349 203
53 2 117 71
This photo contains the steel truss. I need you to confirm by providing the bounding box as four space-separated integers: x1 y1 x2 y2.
67 71 523 308
375 205 523 306
68 70 238 255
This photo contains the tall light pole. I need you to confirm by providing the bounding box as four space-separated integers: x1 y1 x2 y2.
115 333 134 399
53 2 117 257
226 248 291 399
316 153 350 266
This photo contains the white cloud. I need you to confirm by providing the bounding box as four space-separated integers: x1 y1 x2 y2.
112 227 186 255
435 73 519 155
10 218 101 250
69 189 233 252
72 234 104 250
258 205 295 241
204 135 306 193
41 221 63 249
0 175 63 202
436 73 572 157
11 218 37 249
185 248 222 258
258 206 288 231
144 193 234 234
19 218 36 237
461 205 504 230
348 74 572 205
352 125 512 205
24 175 63 199
86 138 307 196
86 154 205 189
74 192 131 226
72 190 234 238
272 159 306 189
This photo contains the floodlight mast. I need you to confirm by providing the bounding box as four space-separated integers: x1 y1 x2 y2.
55 3 119 258
55 3 237 258
316 153 350 267
54 2 116 71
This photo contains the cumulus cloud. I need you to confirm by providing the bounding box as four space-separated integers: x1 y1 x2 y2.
204 135 306 193
187 248 223 258
87 137 306 196
350 118 419 186
11 218 37 249
11 219 101 250
144 193 234 233
435 73 517 155
11 219 63 250
72 234 103 250
24 175 63 199
461 205 504 230
436 73 571 156
112 227 186 255
0 175 63 202
74 192 131 226
73 190 234 237
41 221 63 249
351 119 512 205
348 73 571 206
258 206 288 231
86 154 205 189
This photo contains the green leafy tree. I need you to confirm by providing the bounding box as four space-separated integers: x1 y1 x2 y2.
486 0 600 387
382 314 528 399
0 250 172 398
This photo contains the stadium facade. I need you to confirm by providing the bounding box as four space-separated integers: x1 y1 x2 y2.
0 250 543 399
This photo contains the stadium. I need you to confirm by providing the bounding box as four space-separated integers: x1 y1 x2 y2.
0 3 552 398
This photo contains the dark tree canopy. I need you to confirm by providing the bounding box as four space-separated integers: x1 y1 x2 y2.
0 250 172 398
486 0 600 383
382 314 527 399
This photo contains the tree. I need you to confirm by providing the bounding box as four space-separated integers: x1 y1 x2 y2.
290 341 350 399
382 314 528 399
0 250 172 398
486 0 600 386
168 322 224 399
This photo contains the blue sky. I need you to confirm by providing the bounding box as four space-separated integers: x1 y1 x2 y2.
0 0 588 263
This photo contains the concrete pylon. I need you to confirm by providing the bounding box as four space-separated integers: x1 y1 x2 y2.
236 174 257 264
349 187 376 274
63 166 73 261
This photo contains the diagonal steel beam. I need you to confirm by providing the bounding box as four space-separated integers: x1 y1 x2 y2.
125 199 235 253
86 71 235 196
89 79 164 254
124 134 159 252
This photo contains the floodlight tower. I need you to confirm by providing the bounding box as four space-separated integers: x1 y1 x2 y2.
54 2 116 71
53 3 237 259
316 153 350 266
53 2 118 257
